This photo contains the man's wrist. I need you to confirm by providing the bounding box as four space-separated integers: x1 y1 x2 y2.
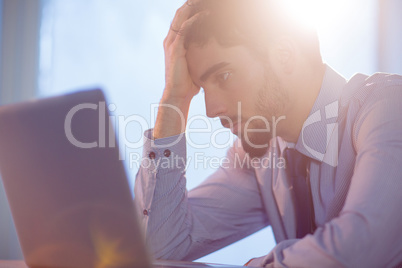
153 96 191 139
160 93 192 110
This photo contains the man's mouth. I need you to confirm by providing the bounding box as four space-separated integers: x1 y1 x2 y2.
221 118 239 135
230 122 240 135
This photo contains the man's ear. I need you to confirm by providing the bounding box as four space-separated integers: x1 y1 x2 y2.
270 36 295 74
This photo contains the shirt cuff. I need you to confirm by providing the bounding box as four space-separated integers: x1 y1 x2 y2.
141 129 187 174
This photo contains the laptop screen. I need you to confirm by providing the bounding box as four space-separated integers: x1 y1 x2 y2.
0 89 151 268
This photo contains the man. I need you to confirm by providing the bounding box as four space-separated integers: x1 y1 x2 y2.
134 0 402 267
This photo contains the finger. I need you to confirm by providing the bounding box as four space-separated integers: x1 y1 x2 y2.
172 10 209 54
164 2 198 48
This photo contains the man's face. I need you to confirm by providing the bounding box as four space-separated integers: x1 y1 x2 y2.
186 39 290 157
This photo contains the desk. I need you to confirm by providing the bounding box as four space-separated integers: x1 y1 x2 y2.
0 261 27 268
0 260 249 268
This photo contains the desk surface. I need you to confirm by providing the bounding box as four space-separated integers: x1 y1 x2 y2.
0 260 249 268
0 261 26 268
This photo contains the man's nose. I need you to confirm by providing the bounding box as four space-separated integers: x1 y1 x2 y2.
204 89 226 118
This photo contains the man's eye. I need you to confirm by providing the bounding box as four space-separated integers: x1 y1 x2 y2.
218 72 231 82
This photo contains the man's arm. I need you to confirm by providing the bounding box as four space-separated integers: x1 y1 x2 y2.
153 3 206 139
248 86 402 267
135 2 269 261
135 133 269 261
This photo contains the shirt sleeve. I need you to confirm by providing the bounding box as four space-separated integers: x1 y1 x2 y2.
134 130 269 261
248 85 402 268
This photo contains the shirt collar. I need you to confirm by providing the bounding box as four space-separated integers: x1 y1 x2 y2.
294 65 347 164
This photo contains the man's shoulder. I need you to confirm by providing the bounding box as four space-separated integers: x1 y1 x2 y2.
342 72 402 105
338 72 402 142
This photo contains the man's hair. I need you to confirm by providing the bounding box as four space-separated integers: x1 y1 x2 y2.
182 0 321 65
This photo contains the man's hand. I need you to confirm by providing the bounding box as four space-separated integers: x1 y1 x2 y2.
154 2 207 139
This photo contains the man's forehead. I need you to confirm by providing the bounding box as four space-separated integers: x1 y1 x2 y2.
186 41 262 86
187 40 255 69
187 39 248 65
186 41 235 79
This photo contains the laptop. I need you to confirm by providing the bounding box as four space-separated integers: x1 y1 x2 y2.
0 89 247 268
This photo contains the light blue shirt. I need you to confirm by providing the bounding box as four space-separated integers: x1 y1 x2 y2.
134 65 402 267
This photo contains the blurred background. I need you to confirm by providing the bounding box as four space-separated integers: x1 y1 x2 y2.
0 0 401 265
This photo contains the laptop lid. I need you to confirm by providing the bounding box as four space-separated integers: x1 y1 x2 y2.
0 89 152 268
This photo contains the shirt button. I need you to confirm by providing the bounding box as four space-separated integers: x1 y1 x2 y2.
163 149 171 157
148 151 156 159
143 209 149 216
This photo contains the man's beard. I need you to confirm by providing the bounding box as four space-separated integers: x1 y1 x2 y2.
241 127 272 158
241 66 289 159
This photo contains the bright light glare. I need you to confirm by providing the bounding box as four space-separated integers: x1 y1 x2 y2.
280 0 350 32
